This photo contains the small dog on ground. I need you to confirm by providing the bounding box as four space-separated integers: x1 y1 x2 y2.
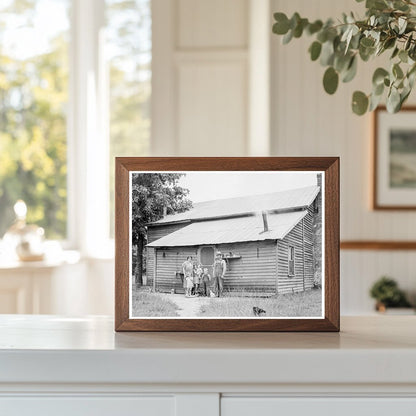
253 306 266 316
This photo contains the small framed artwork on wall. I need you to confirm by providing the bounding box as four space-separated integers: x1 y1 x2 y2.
115 157 339 332
374 106 416 209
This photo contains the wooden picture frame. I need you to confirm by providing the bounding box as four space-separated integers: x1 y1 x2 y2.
115 157 339 332
373 106 416 210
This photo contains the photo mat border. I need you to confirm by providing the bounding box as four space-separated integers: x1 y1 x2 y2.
115 157 340 332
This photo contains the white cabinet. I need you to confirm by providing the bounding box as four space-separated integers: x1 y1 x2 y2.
1 316 416 416
1 397 175 416
222 398 416 416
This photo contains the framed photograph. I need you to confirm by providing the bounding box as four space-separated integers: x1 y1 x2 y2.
115 157 339 332
374 106 416 209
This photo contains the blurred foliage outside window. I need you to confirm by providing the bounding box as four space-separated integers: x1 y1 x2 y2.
0 0 151 241
0 0 70 239
107 0 151 237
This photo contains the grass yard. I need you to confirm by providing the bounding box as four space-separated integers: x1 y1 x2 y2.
132 287 180 317
197 288 322 317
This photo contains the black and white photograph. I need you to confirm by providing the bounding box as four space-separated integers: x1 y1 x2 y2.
129 171 324 319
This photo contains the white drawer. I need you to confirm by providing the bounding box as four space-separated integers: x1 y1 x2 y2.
0 396 175 416
221 397 416 416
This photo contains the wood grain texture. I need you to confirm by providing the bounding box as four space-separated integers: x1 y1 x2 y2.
341 241 416 250
114 157 340 332
373 106 416 210
114 159 130 330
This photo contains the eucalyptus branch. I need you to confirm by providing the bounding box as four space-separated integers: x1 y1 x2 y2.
272 0 416 115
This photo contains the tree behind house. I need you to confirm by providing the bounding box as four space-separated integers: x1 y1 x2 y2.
131 173 192 285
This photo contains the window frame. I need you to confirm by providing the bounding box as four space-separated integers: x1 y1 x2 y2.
288 245 295 277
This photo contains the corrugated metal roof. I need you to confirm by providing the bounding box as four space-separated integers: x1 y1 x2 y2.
147 210 307 247
151 185 319 225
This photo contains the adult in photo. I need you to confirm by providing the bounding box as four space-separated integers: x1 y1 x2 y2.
182 256 194 296
213 252 227 297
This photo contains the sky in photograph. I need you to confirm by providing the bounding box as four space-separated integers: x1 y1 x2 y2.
178 171 321 203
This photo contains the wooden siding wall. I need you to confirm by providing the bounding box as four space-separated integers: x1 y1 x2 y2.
218 241 277 293
277 212 315 294
146 223 189 286
277 221 304 293
154 247 198 293
304 207 315 290
146 248 155 287
151 241 278 294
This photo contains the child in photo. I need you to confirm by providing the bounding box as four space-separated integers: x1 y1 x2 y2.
201 268 211 297
185 275 194 297
193 263 203 295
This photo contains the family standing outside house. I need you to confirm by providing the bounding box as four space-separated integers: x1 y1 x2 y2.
182 252 227 298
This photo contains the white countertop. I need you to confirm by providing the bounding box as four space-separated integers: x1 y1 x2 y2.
0 315 415 386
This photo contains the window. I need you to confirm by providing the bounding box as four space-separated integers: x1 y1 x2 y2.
0 0 151 253
0 0 70 239
288 245 295 276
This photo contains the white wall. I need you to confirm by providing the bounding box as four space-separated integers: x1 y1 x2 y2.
152 0 271 157
271 0 416 313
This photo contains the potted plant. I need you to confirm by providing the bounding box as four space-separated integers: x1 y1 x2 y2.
369 276 413 313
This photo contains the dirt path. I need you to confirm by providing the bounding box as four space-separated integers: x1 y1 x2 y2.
160 293 211 317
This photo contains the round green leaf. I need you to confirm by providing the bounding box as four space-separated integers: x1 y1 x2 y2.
320 41 335 66
282 29 293 44
359 44 374 62
334 52 352 73
323 67 339 95
399 50 408 63
293 18 308 38
352 91 369 115
373 82 384 96
393 63 404 79
400 88 411 107
384 37 396 50
387 88 401 113
307 20 323 35
342 56 357 83
360 37 375 48
391 47 399 59
369 92 383 112
405 34 413 51
273 13 290 35
372 68 389 86
290 12 301 30
309 41 322 61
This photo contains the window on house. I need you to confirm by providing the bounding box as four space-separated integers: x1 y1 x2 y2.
288 245 295 276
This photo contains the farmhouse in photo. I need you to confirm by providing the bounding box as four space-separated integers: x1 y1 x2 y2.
145 175 323 295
